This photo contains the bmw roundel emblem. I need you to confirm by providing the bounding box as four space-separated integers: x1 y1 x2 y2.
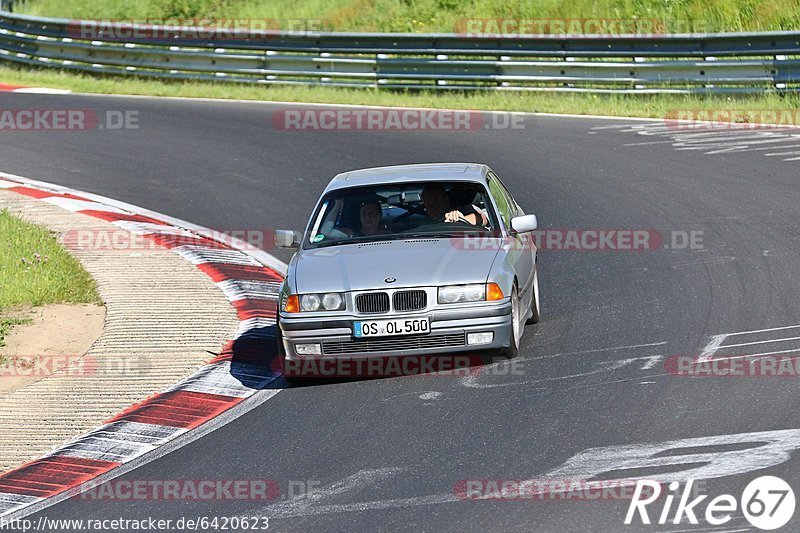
384 277 397 283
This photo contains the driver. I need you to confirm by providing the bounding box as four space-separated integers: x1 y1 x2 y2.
421 185 487 226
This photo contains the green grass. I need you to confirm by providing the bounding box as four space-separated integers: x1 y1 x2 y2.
14 0 800 33
0 317 30 351
0 209 101 347
1 64 799 122
5 2 800 125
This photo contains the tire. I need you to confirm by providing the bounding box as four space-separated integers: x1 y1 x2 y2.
526 265 541 325
502 285 522 357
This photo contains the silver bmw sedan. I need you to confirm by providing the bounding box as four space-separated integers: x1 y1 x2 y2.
275 163 540 380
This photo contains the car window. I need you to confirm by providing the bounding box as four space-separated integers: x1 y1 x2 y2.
487 173 513 228
494 174 520 216
304 181 500 249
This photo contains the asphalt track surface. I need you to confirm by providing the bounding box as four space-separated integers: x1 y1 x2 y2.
1 92 800 532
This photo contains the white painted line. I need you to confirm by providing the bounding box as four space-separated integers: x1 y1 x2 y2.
701 347 800 362
12 87 72 94
623 140 678 146
235 318 277 338
590 123 663 130
0 172 290 522
764 149 800 157
0 171 287 276
42 196 128 214
112 220 195 236
678 133 790 144
53 439 157 463
717 335 800 350
722 323 800 337
46 90 800 131
676 138 798 152
167 360 279 398
0 493 43 516
708 144 800 155
639 355 664 370
216 279 281 302
698 334 727 362
172 245 263 266
4 388 283 522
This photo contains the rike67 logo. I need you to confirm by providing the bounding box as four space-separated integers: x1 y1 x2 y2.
626 476 795 530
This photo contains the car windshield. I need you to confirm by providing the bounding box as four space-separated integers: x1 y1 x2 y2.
304 181 499 248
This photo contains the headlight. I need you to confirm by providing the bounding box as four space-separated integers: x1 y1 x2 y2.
300 294 321 311
438 284 486 304
298 293 345 312
322 292 344 310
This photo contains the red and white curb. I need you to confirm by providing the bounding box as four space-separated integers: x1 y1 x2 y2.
0 172 286 518
0 83 71 94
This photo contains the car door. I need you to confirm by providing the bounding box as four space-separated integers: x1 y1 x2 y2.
487 171 535 302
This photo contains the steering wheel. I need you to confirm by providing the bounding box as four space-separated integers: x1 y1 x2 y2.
435 214 474 225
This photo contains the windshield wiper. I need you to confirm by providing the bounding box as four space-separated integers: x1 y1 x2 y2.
399 232 464 239
312 236 396 248
311 237 368 248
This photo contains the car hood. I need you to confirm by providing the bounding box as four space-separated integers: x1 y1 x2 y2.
293 238 502 293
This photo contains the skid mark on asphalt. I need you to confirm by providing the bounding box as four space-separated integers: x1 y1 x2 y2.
264 468 406 519
534 341 667 361
671 256 736 268
591 122 800 162
252 428 800 522
457 341 667 390
418 392 441 401
460 354 665 389
455 323 800 390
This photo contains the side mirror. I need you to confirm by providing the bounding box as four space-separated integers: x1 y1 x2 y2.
275 229 301 248
510 214 537 234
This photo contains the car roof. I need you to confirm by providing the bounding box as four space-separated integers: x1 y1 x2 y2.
324 163 490 193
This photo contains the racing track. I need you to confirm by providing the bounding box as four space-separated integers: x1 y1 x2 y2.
1 92 800 531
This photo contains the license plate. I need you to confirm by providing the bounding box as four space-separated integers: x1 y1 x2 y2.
354 317 430 338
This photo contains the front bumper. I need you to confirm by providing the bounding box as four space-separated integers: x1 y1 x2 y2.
279 300 512 361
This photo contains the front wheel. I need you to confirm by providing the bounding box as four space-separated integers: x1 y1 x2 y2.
526 266 541 325
502 285 522 357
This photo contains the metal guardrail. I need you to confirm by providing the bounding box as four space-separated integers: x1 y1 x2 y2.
1 10 799 93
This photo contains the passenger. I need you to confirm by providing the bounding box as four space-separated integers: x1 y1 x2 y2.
356 199 386 236
420 185 487 226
